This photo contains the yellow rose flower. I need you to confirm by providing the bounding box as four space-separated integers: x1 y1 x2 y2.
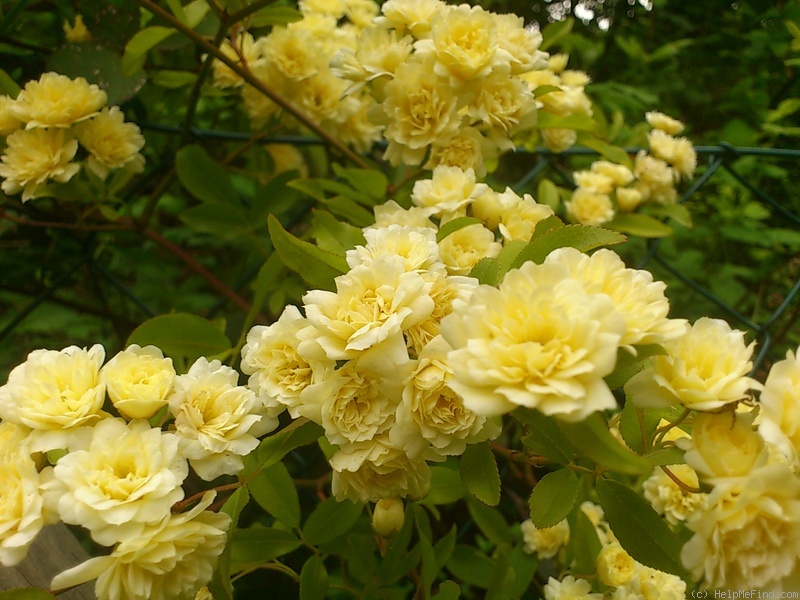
466 71 536 138
565 187 615 226
51 491 230 600
642 464 707 525
0 128 80 201
101 344 175 420
633 150 676 204
347 224 442 272
41 418 188 546
371 200 437 230
438 222 501 276
645 110 685 135
543 576 603 600
261 26 324 82
0 95 22 136
0 344 105 452
498 194 555 242
683 411 768 481
411 165 488 216
625 317 761 411
302 255 434 360
391 335 501 458
543 247 688 348
330 435 431 502
521 518 570 559
440 260 625 420
424 126 496 177
493 13 548 74
596 541 637 587
681 464 800 590
380 58 460 165
540 127 578 153
0 450 50 566
169 357 280 481
11 72 106 129
377 0 445 38
74 106 146 180
758 347 800 466
648 129 697 180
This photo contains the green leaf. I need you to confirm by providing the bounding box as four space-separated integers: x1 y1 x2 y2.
432 581 461 600
268 215 348 291
537 179 562 211
378 508 419 585
596 479 689 578
311 210 367 256
300 555 329 600
434 526 457 570
242 419 324 478
251 171 302 223
468 256 501 286
127 313 231 362
540 17 574 51
220 486 250 528
485 544 514 600
569 507 602 577
618 400 660 455
643 445 685 467
436 217 484 242
249 5 304 27
467 497 512 545
322 195 375 227
151 70 197 88
446 544 495 588
332 164 389 201
506 545 539 599
528 469 579 528
605 344 666 390
230 526 301 572
460 441 501 506
122 26 174 75
495 239 527 282
0 68 21 97
180 203 253 238
175 145 238 206
512 408 573 464
512 224 626 267
575 132 633 168
419 465 465 506
605 213 673 238
558 413 651 475
46 44 145 106
418 523 437 597
532 84 562 98
537 111 598 132
248 461 301 528
302 497 363 545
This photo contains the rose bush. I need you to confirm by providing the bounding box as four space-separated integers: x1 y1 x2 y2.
1 0 799 599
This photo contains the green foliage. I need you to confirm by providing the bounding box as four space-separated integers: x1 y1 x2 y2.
460 441 501 506
527 469 580 528
127 313 231 362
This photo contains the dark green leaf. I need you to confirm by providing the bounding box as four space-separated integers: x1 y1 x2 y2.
127 313 231 362
506 545 539 599
242 419 324 478
378 505 419 584
467 497 512 545
332 164 389 201
434 526 457 570
558 414 651 475
569 507 602 577
540 18 574 51
596 479 689 578
251 170 301 223
419 465 465 506
180 203 253 238
303 497 363 545
300 555 329 600
528 469 579 528
512 408 573 465
311 210 367 256
268 214 348 291
249 5 304 27
0 68 20 97
446 544 495 588
248 461 301 528
175 145 238 206
230 526 301 572
460 441 501 506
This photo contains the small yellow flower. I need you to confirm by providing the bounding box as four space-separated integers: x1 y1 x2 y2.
0 95 22 136
0 128 80 201
74 106 145 180
12 72 106 129
565 187 615 226
63 15 92 43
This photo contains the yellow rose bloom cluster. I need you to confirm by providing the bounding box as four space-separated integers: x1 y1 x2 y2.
563 112 697 226
331 0 546 174
520 53 593 153
212 0 382 154
0 342 277 597
0 72 145 201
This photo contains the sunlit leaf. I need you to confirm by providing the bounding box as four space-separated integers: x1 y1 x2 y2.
605 213 673 238
512 223 626 267
460 441 501 506
558 413 651 475
122 26 174 75
248 461 301 528
528 469 579 528
436 216 484 242
127 313 231 361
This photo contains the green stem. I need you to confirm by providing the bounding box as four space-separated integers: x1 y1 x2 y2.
137 0 370 169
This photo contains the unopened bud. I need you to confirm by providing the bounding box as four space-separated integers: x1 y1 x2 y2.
372 497 405 538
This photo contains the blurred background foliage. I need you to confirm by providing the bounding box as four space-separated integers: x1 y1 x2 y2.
1 0 799 383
